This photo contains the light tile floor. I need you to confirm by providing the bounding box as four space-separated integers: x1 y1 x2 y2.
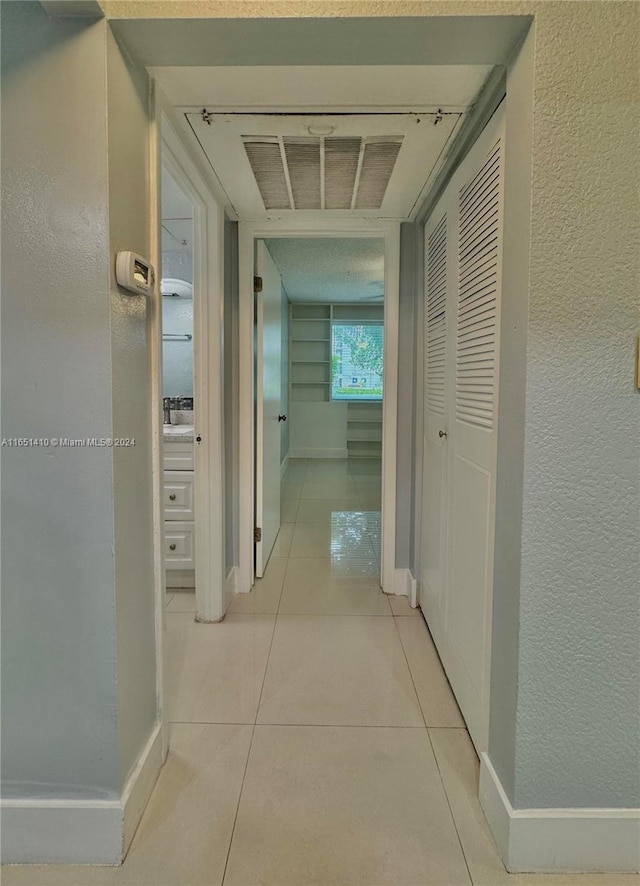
5 459 638 886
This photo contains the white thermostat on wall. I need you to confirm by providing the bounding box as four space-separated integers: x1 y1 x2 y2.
115 251 155 295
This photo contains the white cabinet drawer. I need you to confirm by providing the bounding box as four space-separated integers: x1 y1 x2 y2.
164 521 195 568
163 471 194 521
163 440 194 471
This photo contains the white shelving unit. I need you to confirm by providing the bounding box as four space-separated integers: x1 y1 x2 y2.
289 303 384 456
290 304 331 402
347 402 383 458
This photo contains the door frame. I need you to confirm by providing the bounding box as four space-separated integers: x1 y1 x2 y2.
152 94 227 692
238 219 400 595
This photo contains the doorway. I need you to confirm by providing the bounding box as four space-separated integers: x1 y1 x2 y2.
155 107 227 635
238 224 400 597
253 237 387 607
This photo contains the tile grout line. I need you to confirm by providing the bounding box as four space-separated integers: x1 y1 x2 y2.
219 457 303 886
220 569 282 886
391 614 475 884
220 720 255 886
425 724 476 886
391 614 429 732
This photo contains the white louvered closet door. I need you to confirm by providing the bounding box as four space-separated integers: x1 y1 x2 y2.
419 105 504 754
420 206 452 652
445 107 504 753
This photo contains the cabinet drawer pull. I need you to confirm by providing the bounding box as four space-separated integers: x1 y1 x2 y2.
169 543 177 551
169 493 177 501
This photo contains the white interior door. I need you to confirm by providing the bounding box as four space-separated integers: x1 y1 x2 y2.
420 106 504 753
255 241 282 577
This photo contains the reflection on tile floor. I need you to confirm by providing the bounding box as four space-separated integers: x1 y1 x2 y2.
6 458 637 885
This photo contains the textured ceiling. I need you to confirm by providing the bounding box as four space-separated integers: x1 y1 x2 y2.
265 238 385 303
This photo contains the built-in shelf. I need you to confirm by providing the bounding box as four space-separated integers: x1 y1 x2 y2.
346 402 383 458
289 304 384 450
290 304 332 403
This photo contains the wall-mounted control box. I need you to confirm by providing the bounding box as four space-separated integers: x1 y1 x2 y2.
115 251 155 295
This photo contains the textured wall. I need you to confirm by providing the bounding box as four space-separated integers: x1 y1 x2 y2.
1 1 161 807
106 26 158 788
0 3 120 798
513 3 639 809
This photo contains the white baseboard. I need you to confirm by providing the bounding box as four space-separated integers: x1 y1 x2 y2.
289 447 348 459
393 568 418 606
479 754 640 873
0 798 123 865
166 568 195 589
1 722 163 865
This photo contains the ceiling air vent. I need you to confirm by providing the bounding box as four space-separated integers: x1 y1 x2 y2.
354 138 403 209
243 140 291 210
243 134 403 211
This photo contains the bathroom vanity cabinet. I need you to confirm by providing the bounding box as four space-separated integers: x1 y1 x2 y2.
163 436 195 588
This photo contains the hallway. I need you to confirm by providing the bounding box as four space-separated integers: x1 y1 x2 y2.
5 462 637 885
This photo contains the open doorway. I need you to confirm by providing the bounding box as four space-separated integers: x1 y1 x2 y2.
155 108 227 635
160 166 197 604
254 238 385 608
239 226 399 599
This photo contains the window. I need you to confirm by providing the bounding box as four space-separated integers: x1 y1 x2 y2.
331 321 384 401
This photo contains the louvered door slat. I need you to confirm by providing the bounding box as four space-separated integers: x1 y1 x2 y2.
456 138 502 430
425 213 448 415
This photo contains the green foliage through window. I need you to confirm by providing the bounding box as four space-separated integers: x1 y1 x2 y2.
331 322 384 401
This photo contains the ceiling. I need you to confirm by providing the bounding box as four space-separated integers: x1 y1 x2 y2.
265 239 385 304
149 65 493 113
161 166 193 254
187 110 462 220
150 64 496 222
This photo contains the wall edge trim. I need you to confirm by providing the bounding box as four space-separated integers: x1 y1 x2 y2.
479 753 640 874
1 722 163 865
121 720 163 857
392 567 418 604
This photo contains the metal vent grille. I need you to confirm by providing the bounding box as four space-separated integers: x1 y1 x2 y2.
283 138 321 209
354 138 403 209
242 140 291 210
425 213 448 415
324 137 361 209
456 139 502 429
243 135 403 211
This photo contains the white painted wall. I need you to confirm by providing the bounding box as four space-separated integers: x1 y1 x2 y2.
1 1 159 858
106 25 158 790
504 5 639 811
1 2 120 801
289 402 348 459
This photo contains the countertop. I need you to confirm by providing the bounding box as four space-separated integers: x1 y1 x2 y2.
163 425 194 443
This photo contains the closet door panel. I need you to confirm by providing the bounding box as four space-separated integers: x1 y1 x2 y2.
420 208 451 645
445 108 504 753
